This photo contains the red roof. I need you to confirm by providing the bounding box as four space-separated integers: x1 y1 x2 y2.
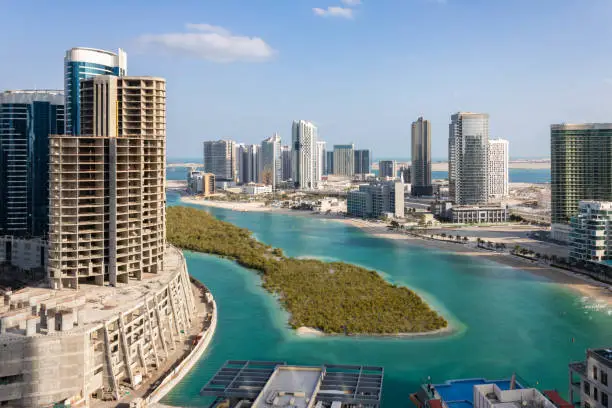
543 390 573 408
428 399 443 408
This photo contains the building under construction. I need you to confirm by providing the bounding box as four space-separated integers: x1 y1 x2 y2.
48 76 166 289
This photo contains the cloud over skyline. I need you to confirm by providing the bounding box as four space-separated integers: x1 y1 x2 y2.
136 23 276 63
313 6 354 19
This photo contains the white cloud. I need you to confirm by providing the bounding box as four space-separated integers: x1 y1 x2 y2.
313 6 354 19
136 23 276 63
341 0 361 5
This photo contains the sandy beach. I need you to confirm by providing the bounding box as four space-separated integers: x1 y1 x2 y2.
180 196 612 308
295 325 455 338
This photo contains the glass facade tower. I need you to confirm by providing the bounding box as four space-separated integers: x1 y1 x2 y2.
0 90 64 237
449 112 489 205
64 47 127 135
551 124 612 225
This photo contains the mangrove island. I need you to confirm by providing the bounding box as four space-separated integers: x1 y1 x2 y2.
167 206 448 335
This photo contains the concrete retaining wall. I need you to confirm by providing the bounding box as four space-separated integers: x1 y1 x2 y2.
147 296 218 404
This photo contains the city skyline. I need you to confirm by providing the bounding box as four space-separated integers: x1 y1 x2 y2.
3 0 611 158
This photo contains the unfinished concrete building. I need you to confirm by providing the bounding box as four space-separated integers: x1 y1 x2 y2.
0 246 201 407
48 76 166 289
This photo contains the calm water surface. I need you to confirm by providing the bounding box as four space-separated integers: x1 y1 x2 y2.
163 192 610 407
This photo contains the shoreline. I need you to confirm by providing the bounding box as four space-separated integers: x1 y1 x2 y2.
180 196 612 309
295 324 455 339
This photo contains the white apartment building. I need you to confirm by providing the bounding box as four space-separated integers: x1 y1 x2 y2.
261 133 282 189
488 138 509 201
473 383 558 408
292 120 319 190
203 140 236 181
569 201 612 263
449 112 489 205
317 140 327 181
569 348 611 408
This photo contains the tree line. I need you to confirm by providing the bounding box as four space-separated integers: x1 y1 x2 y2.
166 206 448 335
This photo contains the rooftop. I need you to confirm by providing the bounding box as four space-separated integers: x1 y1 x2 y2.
0 245 185 337
201 360 384 408
592 348 612 364
430 378 523 408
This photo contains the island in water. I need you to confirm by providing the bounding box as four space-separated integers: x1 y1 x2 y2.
167 206 448 335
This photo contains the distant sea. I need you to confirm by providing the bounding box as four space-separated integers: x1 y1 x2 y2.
167 159 551 184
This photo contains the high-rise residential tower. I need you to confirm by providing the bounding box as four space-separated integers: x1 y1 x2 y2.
326 151 334 175
317 140 327 180
354 149 371 177
292 120 319 190
0 90 64 238
261 133 282 188
49 75 166 289
449 112 489 205
238 144 261 184
203 140 237 182
488 138 509 201
281 145 292 181
332 144 355 177
551 123 612 242
64 47 127 135
379 160 396 179
411 117 433 196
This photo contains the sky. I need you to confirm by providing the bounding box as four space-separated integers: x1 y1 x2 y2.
2 0 612 160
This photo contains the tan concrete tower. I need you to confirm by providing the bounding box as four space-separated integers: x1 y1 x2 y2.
48 76 166 289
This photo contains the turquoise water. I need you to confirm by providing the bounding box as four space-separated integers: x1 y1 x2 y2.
163 192 611 407
431 169 550 183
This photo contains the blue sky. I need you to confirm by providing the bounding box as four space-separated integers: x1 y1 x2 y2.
2 0 612 159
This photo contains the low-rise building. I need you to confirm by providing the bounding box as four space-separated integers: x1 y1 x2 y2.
188 171 216 196
569 348 611 408
201 360 383 408
242 183 273 195
347 181 404 219
569 201 612 263
449 205 508 224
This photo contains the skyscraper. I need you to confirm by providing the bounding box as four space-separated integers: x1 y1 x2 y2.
281 145 292 181
411 117 432 196
488 138 509 201
449 112 489 205
49 76 166 289
64 47 127 135
551 123 612 241
326 151 334 175
203 140 236 182
0 90 64 238
238 144 261 184
333 144 355 177
317 141 327 180
379 160 396 178
261 133 282 189
292 120 318 190
354 149 371 177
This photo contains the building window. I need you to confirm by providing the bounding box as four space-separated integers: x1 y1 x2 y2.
584 402 590 408
595 388 599 401
603 371 608 386
584 382 590 396
594 366 598 380
602 392 608 408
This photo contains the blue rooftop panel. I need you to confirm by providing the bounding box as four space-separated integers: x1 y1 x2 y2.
433 378 522 406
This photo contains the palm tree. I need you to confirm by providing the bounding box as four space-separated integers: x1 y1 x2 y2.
463 236 468 242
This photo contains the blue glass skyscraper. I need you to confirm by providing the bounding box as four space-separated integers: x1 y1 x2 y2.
0 90 64 237
64 47 127 135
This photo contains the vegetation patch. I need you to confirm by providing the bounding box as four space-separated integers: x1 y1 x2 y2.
167 206 448 335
